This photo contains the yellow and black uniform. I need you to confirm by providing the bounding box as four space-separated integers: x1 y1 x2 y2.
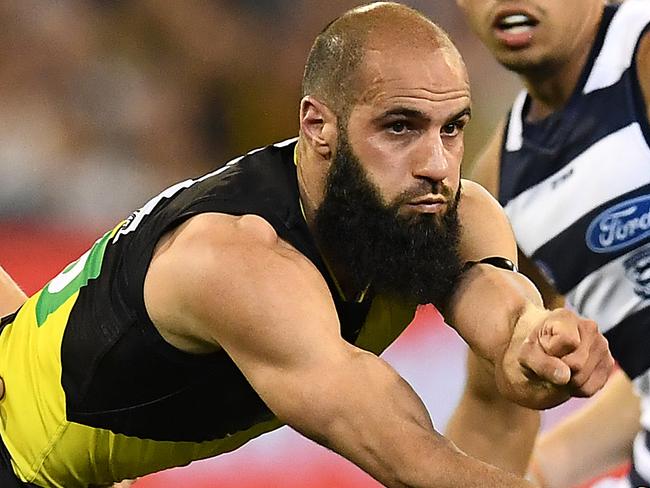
0 138 417 487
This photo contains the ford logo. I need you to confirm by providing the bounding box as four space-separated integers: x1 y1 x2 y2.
586 195 650 253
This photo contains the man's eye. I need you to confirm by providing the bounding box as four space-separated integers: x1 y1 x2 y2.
388 121 408 134
442 122 461 136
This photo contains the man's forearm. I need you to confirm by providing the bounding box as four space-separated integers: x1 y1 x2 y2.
0 265 27 317
447 263 611 409
446 351 540 476
445 264 563 407
530 370 639 488
279 351 534 488
382 436 536 488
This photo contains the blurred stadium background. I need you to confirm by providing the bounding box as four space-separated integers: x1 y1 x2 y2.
0 1 622 487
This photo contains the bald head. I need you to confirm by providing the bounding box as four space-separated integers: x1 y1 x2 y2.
302 2 460 119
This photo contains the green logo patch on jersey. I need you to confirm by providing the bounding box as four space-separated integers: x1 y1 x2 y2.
35 224 123 326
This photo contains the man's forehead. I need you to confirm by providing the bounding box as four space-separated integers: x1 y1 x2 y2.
363 41 467 79
357 45 470 107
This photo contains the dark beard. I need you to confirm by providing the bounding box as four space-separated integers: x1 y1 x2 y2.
313 133 463 307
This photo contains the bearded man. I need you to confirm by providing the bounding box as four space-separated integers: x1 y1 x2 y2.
0 2 612 487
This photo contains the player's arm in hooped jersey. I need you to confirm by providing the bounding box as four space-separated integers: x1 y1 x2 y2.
144 212 536 488
445 348 539 476
520 20 649 464
0 266 27 318
527 369 640 487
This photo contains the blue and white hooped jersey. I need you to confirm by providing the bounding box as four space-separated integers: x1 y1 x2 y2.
499 0 650 380
499 1 650 484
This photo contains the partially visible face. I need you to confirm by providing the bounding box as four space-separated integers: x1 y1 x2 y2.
456 0 604 74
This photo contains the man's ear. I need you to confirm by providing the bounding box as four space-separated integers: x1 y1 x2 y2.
300 96 338 159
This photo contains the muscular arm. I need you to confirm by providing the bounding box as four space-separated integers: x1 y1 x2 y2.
0 266 27 317
529 369 640 488
446 351 539 475
144 213 533 488
446 181 612 408
452 122 549 472
445 182 611 474
444 180 540 474
449 118 586 473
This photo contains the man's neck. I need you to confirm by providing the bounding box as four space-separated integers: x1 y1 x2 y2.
295 138 321 231
522 45 592 122
521 8 603 122
295 139 370 302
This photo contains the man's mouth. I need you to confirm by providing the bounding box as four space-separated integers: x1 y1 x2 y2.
493 10 540 48
406 195 447 213
496 13 538 34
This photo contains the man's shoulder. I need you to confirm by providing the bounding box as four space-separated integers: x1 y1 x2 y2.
457 179 518 264
120 137 301 253
583 0 650 95
159 212 320 292
224 137 298 175
156 213 289 268
195 137 301 222
458 179 508 233
144 211 325 352
460 179 500 207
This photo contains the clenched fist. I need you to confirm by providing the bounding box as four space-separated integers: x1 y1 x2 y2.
498 307 614 409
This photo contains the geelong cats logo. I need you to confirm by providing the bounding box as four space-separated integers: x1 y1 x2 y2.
624 245 650 299
586 195 650 253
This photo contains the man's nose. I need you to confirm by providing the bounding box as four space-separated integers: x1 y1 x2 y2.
412 134 450 182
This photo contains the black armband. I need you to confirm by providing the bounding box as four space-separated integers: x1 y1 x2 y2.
461 256 518 273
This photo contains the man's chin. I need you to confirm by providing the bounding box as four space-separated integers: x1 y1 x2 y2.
399 206 447 217
397 210 446 228
496 50 556 76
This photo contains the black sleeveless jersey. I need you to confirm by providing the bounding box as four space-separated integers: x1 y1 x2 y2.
0 138 417 487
